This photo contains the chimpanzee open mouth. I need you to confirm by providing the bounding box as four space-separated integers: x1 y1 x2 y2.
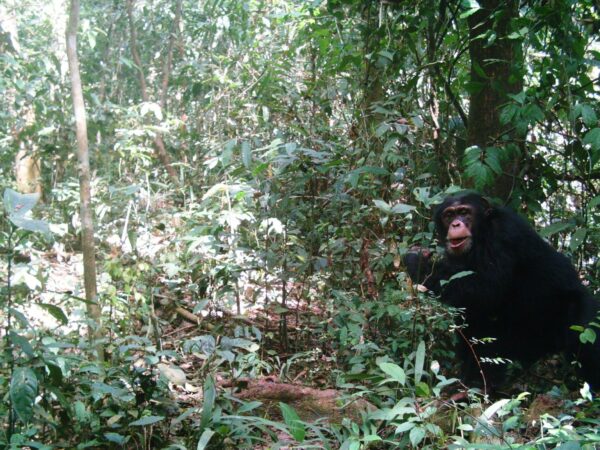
449 237 469 247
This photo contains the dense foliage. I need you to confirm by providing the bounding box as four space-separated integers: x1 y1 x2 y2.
0 0 599 448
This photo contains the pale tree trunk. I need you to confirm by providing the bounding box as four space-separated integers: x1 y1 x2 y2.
126 0 179 185
66 0 104 359
1 3 43 195
15 148 41 194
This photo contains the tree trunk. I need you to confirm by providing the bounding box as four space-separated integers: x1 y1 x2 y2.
15 149 41 195
66 0 104 359
467 0 523 200
159 0 182 112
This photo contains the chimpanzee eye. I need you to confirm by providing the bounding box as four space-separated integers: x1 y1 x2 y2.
458 207 469 216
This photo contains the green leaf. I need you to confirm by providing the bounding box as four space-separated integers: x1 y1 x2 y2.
241 141 252 169
391 203 416 214
11 308 31 328
461 0 480 9
463 146 497 189
252 162 270 177
9 332 34 357
481 399 509 423
196 429 215 450
500 104 519 125
74 401 89 423
379 362 406 385
129 415 165 426
157 363 187 385
395 421 416 434
347 166 388 188
414 341 426 384
463 145 482 164
200 376 216 431
415 382 430 397
583 128 600 150
378 50 394 61
484 149 503 175
409 426 426 447
508 91 526 105
375 122 390 137
581 105 597 127
362 435 382 444
540 221 573 237
3 188 40 217
465 161 493 189
280 402 306 442
440 270 474 286
569 228 587 252
10 367 38 422
105 433 128 445
580 328 596 344
507 26 528 39
8 214 51 236
384 136 399 152
238 401 262 414
522 103 544 123
193 299 210 314
459 0 480 19
373 199 392 214
39 303 68 325
589 195 600 209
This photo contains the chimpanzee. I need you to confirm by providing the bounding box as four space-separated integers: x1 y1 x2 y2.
405 192 600 390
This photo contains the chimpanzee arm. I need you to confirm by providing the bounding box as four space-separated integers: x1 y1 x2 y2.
403 250 443 294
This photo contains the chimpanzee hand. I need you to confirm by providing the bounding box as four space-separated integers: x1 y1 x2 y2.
403 247 433 286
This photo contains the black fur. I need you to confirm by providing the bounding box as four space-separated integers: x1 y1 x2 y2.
406 193 600 389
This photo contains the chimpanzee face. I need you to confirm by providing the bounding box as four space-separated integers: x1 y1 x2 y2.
440 201 474 256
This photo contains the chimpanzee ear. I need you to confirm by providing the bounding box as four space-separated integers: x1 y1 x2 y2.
482 197 492 217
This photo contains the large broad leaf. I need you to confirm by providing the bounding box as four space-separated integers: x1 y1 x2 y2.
409 426 426 447
414 341 426 384
183 335 216 356
579 328 596 344
105 433 129 445
157 363 187 385
39 303 69 325
196 429 215 450
440 270 474 286
3 189 40 217
280 402 306 443
583 127 600 150
465 161 493 190
580 105 597 127
484 149 503 175
10 367 39 422
378 362 406 385
10 215 51 235
3 189 51 236
129 415 165 426
241 141 252 168
540 221 573 237
200 376 216 431
9 332 34 357
570 228 587 252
